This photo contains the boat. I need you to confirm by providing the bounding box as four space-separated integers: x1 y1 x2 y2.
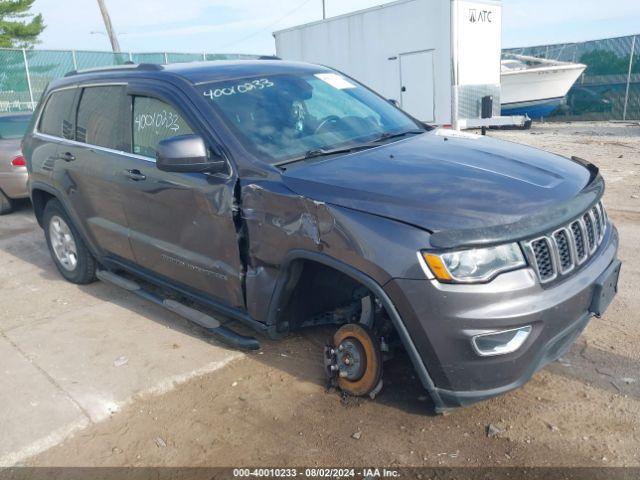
500 54 586 118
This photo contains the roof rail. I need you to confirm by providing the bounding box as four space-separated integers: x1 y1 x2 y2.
64 63 164 77
258 55 281 60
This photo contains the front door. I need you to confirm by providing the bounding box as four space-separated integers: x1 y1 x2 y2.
399 50 435 122
118 89 245 309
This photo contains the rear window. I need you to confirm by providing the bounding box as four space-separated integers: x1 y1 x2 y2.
39 90 75 138
0 114 31 139
76 86 128 151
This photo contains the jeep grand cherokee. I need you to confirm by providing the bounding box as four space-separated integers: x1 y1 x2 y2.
23 61 621 411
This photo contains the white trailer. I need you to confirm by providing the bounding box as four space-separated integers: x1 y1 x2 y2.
274 0 526 129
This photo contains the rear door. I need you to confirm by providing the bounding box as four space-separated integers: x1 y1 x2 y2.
116 84 245 309
62 84 136 261
399 50 435 122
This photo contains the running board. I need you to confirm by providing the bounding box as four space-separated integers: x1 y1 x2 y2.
96 270 260 350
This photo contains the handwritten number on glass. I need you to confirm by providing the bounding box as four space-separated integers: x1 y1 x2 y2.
203 78 275 100
134 110 181 133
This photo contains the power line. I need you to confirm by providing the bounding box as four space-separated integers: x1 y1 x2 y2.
220 0 315 49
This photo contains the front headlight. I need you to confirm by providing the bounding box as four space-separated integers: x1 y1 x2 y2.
421 243 526 283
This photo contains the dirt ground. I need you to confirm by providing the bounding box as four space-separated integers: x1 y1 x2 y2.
21 121 640 467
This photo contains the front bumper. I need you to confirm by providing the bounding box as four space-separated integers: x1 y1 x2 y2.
384 224 620 410
0 169 29 199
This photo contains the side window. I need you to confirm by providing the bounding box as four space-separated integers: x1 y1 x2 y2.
132 96 194 158
76 86 128 151
39 89 76 139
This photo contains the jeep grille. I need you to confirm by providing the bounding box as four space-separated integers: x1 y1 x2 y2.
523 201 607 284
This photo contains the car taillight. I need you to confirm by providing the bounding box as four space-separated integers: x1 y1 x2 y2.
11 155 26 167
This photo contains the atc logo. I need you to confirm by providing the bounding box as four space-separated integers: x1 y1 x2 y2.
469 8 493 23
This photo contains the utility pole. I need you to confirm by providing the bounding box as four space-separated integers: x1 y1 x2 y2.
322 0 326 19
96 0 121 53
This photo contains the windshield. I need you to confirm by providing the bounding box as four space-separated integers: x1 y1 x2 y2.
0 114 31 140
197 71 421 164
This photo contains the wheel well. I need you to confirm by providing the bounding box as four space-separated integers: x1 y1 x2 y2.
31 189 56 227
277 260 374 332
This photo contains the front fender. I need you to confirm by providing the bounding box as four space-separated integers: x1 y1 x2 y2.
262 248 445 412
241 180 432 324
317 203 432 282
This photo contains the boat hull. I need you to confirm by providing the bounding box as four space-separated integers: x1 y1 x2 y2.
501 97 564 118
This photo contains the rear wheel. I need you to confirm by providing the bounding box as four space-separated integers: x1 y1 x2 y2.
0 190 13 215
332 323 383 397
43 199 97 284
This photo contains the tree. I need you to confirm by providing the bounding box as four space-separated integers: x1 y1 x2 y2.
0 0 45 48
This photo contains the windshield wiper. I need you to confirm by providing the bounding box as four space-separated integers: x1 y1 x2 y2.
275 144 377 168
369 129 425 143
275 130 425 168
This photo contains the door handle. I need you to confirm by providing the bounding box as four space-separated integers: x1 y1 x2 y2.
401 86 406 92
124 169 146 181
58 151 75 162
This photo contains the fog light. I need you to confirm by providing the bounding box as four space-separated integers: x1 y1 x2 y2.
471 326 532 357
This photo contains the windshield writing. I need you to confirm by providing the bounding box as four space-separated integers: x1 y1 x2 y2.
198 72 419 164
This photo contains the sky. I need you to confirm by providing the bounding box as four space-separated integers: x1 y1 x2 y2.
30 0 640 54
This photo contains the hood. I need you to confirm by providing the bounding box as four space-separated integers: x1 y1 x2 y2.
281 130 594 236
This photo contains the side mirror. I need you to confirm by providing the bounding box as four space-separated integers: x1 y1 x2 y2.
156 134 226 174
388 99 400 108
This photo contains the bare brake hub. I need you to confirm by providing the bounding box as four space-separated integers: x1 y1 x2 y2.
325 338 367 383
324 323 384 399
337 338 367 380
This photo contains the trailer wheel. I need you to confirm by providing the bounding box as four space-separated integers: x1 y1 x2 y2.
332 323 382 397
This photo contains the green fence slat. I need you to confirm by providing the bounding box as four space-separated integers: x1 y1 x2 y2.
166 52 203 63
0 49 32 112
504 34 639 121
131 52 165 64
204 53 259 61
76 50 129 69
25 49 75 102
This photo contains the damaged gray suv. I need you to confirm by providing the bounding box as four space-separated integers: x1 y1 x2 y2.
23 61 621 412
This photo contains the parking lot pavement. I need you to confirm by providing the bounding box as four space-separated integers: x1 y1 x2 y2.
0 208 242 466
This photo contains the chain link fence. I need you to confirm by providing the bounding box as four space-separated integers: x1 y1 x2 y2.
505 34 639 121
0 48 261 112
4 37 639 120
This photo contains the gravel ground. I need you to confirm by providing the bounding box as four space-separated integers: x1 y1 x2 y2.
19 121 640 467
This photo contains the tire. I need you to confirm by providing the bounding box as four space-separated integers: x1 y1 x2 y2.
0 190 13 215
333 323 383 397
43 199 97 284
